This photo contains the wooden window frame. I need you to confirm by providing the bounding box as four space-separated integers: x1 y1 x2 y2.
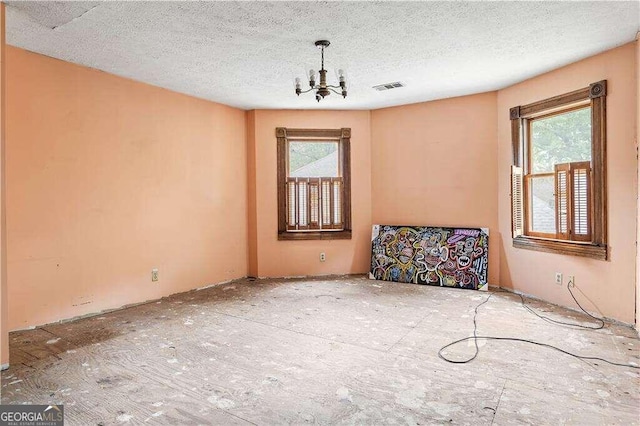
510 80 607 260
276 127 352 241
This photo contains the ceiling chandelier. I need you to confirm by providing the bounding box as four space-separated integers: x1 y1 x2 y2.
295 40 347 102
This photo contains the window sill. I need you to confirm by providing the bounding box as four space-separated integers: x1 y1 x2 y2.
278 230 352 241
512 236 607 260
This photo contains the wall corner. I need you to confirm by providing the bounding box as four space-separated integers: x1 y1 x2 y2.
246 110 258 278
0 3 8 367
635 33 640 332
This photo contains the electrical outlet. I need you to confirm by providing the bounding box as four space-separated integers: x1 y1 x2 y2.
151 268 159 282
568 275 575 287
555 272 563 285
320 252 326 262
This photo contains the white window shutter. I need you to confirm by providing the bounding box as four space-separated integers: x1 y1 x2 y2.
511 165 524 238
570 161 591 241
555 163 571 240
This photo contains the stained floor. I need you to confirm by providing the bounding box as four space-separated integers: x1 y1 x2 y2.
1 276 639 425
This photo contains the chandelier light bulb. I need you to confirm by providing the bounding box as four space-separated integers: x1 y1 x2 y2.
309 69 316 88
295 77 301 96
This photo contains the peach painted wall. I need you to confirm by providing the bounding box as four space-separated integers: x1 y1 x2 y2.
636 36 640 332
0 4 7 367
248 110 371 277
6 47 248 330
371 92 500 285
498 43 638 324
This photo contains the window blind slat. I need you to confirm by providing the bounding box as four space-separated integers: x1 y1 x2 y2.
285 177 344 231
321 179 331 226
558 172 568 233
309 179 320 229
298 180 308 228
554 163 571 240
333 179 342 226
287 180 296 228
570 161 591 241
511 165 524 238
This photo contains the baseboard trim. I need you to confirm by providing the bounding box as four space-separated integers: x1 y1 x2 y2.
495 285 635 329
254 273 366 281
10 276 249 333
11 275 366 333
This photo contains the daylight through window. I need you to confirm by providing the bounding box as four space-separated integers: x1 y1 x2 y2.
276 128 352 240
527 106 592 239
510 81 607 259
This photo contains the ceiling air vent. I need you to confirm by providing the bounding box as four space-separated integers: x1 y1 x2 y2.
373 82 405 91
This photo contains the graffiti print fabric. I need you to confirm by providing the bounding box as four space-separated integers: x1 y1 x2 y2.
370 225 489 291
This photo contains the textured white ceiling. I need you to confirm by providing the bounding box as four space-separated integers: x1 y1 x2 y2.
6 1 640 110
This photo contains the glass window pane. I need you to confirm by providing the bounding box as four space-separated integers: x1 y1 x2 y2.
289 141 339 177
531 107 591 173
529 175 556 234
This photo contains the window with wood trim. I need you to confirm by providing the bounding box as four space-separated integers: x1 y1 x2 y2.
276 127 351 240
510 80 607 260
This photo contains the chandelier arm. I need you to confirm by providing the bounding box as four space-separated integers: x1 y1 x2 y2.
328 88 344 95
326 85 343 89
298 87 316 94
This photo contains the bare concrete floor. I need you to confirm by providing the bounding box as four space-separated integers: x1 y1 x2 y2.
1 276 639 425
